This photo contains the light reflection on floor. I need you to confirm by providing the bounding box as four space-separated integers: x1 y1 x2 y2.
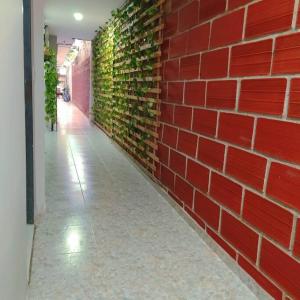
28 100 261 299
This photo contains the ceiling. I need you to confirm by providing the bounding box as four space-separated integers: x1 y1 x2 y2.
44 0 125 44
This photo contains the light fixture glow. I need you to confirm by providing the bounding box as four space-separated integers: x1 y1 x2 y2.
73 12 83 21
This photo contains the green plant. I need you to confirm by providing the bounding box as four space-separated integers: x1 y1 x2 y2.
92 0 162 170
44 47 58 131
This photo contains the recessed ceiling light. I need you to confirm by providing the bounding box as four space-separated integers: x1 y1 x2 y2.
74 12 83 21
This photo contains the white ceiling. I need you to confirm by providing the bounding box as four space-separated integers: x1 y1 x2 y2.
44 0 125 44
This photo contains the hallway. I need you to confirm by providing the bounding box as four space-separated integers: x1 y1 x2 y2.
28 100 261 299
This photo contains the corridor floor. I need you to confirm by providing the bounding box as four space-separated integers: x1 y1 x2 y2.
28 100 261 299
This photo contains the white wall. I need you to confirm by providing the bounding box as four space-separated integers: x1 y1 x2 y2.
32 0 46 219
0 1 28 299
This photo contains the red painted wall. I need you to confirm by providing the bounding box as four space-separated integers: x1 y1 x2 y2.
157 0 300 299
72 41 91 116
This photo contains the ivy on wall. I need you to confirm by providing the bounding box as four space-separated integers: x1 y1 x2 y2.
44 47 58 131
92 0 164 174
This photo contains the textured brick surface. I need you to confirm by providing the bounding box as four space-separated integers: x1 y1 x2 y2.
177 130 198 157
184 81 206 106
239 79 287 115
260 239 300 299
230 40 273 77
255 119 300 164
218 113 254 148
221 211 259 262
193 109 218 137
267 162 300 211
198 137 225 170
238 255 283 300
226 147 267 190
243 191 293 248
210 9 244 48
289 78 300 118
210 173 242 214
246 0 294 38
158 1 300 297
207 80 237 109
194 192 220 230
201 48 229 79
273 33 300 75
186 159 209 193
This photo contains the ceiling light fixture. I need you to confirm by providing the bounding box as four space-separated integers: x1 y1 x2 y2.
73 12 83 21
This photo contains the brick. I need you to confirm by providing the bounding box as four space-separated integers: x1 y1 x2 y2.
221 211 259 262
184 205 206 229
174 105 192 130
192 109 218 137
194 192 220 230
243 191 293 248
171 0 188 11
206 80 237 110
255 118 300 164
228 0 253 9
174 176 194 208
170 149 186 177
199 0 226 23
207 228 237 259
167 82 184 103
162 124 178 148
289 78 300 118
180 54 200 80
161 82 167 101
267 162 300 211
201 48 229 79
178 0 199 32
164 59 180 81
239 78 287 115
210 173 242 214
230 39 273 77
169 32 187 58
260 239 300 299
162 39 170 61
177 130 198 157
160 103 174 124
226 147 267 190
186 23 210 54
198 137 225 171
186 159 209 193
157 143 169 166
170 191 185 208
161 165 175 190
164 12 178 37
294 220 300 258
238 255 283 300
273 33 300 75
218 113 254 148
184 81 206 106
210 9 244 48
246 0 294 39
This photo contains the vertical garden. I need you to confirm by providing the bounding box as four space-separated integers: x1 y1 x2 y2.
92 0 164 174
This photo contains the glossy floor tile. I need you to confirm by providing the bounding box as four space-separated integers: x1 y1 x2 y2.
28 100 260 299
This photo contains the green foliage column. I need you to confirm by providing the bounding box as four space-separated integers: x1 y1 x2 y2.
44 47 58 131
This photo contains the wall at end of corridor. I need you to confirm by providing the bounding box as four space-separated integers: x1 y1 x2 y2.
72 41 92 117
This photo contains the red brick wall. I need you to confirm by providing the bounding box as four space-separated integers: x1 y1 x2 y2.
157 0 300 299
72 42 91 116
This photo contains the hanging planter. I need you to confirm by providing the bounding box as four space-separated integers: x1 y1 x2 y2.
44 46 58 131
